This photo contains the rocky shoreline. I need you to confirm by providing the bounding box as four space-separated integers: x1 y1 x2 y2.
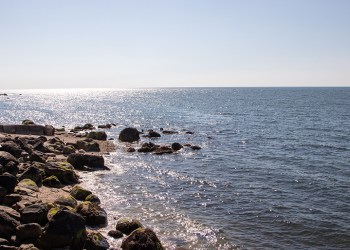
0 121 167 250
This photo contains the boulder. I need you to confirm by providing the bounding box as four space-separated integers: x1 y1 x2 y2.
171 143 183 151
147 130 161 138
162 130 178 134
2 194 22 207
18 167 42 186
67 154 105 170
44 125 55 136
83 124 95 130
0 152 18 166
40 210 86 250
190 145 201 150
0 211 20 239
115 218 143 235
0 173 18 193
42 175 61 188
28 151 46 163
107 230 123 239
87 131 107 141
137 142 157 153
16 223 42 241
84 231 110 250
44 162 79 184
62 145 76 154
75 141 100 152
21 203 48 225
97 124 112 129
121 228 164 250
153 146 173 155
0 205 21 221
0 142 22 158
15 179 39 192
2 161 19 176
75 202 107 226
126 147 136 153
0 186 6 200
54 195 78 208
119 128 140 142
85 194 100 204
70 185 92 201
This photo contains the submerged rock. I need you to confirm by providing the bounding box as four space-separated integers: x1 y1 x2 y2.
121 228 164 250
119 128 140 142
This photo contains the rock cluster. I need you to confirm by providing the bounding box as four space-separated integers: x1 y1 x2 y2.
0 124 165 250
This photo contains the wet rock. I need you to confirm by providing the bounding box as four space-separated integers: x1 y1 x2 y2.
16 223 42 241
190 145 201 150
121 228 164 250
171 142 183 151
0 142 22 158
44 162 79 184
126 147 136 153
83 124 95 130
153 146 173 155
70 185 92 201
75 202 107 226
54 195 77 208
75 140 100 152
2 194 22 207
115 218 143 235
44 125 55 136
185 131 194 134
97 124 112 129
67 153 105 170
119 128 140 142
42 176 61 188
15 179 39 192
85 231 109 250
108 230 123 239
0 152 19 167
0 173 18 193
87 131 107 141
21 203 48 225
146 130 161 138
162 130 178 134
85 194 100 204
18 167 42 187
137 142 157 153
22 120 35 125
40 210 86 250
0 210 20 239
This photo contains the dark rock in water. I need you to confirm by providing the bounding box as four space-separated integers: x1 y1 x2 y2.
108 230 123 239
162 130 178 134
83 124 95 130
147 130 161 138
44 162 79 185
85 194 100 204
121 228 164 250
0 210 20 239
185 131 194 134
87 131 107 141
97 124 112 129
75 140 100 152
0 173 18 193
54 195 78 208
153 146 173 155
0 142 22 158
22 120 35 125
40 210 86 250
126 147 136 153
119 128 140 142
21 203 48 225
18 167 42 187
0 151 18 167
42 175 61 188
85 231 110 250
75 202 107 226
115 218 143 235
171 142 183 151
190 145 201 150
16 223 42 241
70 185 92 201
137 142 157 153
2 194 22 207
67 153 105 170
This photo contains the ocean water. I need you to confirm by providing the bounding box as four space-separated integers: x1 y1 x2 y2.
1 88 350 249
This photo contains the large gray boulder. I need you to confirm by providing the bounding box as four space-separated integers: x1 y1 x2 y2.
119 128 140 142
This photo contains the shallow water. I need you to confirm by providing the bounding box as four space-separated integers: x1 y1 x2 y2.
1 88 350 249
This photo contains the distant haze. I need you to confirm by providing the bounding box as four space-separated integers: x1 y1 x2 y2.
0 0 349 89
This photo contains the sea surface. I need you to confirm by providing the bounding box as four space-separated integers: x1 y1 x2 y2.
1 88 350 249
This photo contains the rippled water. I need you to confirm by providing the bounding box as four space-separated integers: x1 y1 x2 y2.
1 88 350 249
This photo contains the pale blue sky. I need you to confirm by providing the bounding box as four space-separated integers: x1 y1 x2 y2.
0 0 349 89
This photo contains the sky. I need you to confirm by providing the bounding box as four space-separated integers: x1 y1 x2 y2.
0 0 349 89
